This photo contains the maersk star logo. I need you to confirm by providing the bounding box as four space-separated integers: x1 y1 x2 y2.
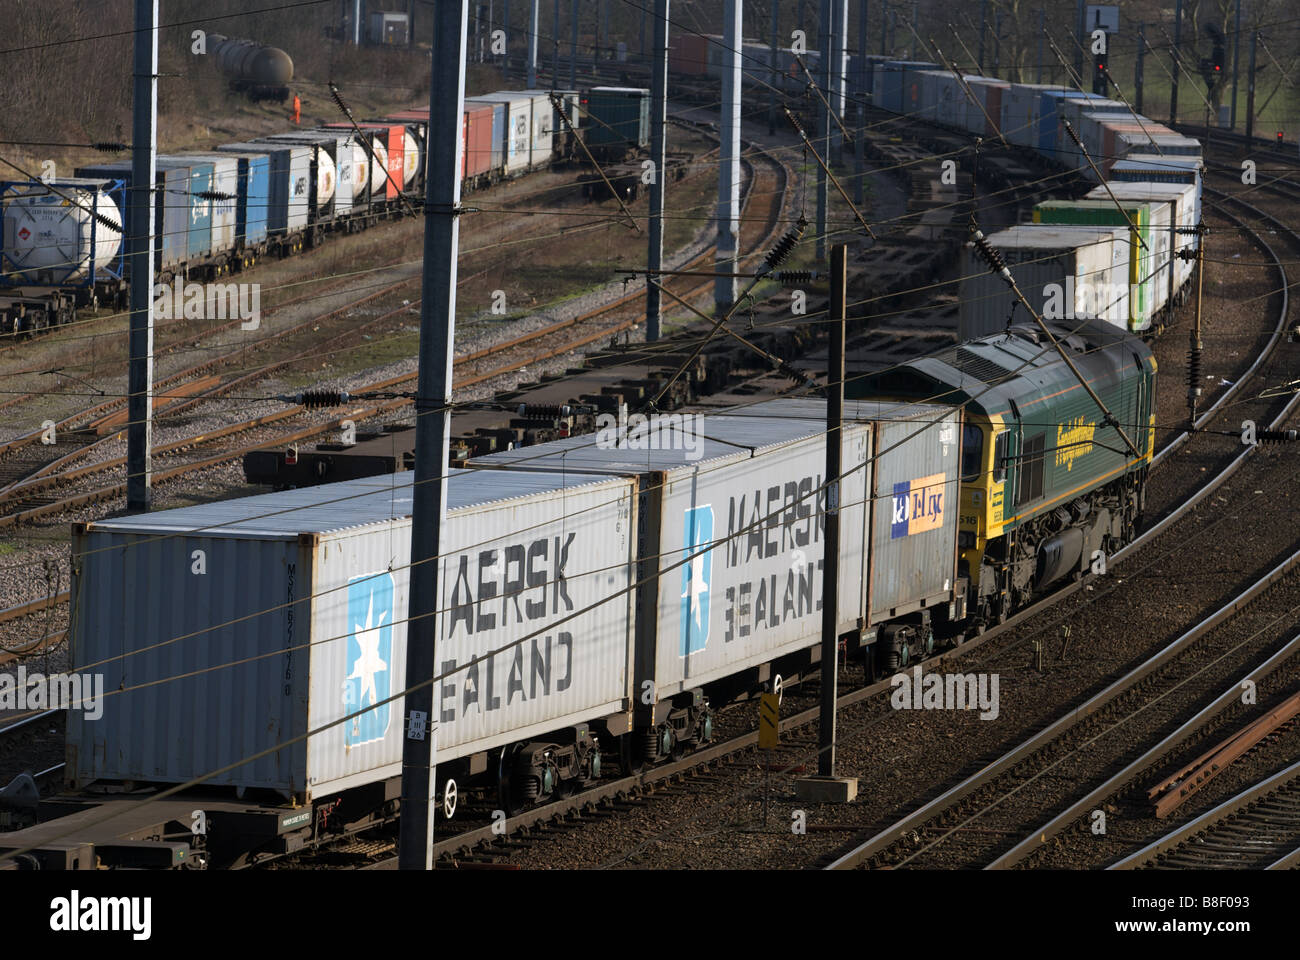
345 572 394 746
680 505 713 656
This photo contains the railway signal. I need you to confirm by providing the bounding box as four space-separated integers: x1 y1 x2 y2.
1092 52 1108 95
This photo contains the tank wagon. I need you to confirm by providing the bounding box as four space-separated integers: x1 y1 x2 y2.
208 34 294 102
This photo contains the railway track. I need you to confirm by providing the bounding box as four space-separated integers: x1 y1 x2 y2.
1110 758 1300 870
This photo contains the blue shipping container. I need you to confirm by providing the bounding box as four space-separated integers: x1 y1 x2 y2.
216 152 271 247
75 161 191 271
1037 90 1104 157
216 143 309 238
158 157 213 261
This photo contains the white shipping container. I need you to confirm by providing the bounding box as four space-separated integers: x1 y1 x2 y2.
1001 82 1067 149
916 70 952 124
68 470 638 798
1087 181 1197 306
959 224 1131 340
493 91 556 169
467 94 532 175
1 178 122 284
469 413 873 701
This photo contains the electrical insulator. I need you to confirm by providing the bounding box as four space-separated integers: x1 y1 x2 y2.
763 216 808 274
516 403 572 420
776 270 815 287
1258 429 1298 444
92 142 126 153
968 228 1012 283
293 389 350 408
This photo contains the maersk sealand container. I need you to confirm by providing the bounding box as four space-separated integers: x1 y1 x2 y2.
67 470 638 797
469 411 873 701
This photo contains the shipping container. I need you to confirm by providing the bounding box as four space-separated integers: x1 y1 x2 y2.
584 86 650 157
257 132 353 220
469 410 871 700
1000 82 1067 148
490 91 556 169
959 224 1131 340
1037 89 1104 157
466 94 531 176
1087 181 1198 306
874 60 935 114
916 69 953 124
156 158 214 261
0 178 124 287
67 469 639 797
180 155 240 257
963 77 1008 137
380 111 430 189
669 32 711 75
734 397 963 628
1033 199 1168 330
462 102 495 182
76 161 192 272
323 123 403 198
215 143 310 239
211 152 270 248
1059 101 1132 170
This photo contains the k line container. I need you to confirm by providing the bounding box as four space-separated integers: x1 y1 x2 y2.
67 470 638 798
959 224 1131 340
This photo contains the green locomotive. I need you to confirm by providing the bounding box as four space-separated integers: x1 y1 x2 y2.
852 318 1157 629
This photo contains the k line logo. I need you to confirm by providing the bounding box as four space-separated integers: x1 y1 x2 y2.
345 571 394 746
890 473 945 540
680 506 713 656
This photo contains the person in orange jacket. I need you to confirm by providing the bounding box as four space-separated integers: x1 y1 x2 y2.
292 92 301 125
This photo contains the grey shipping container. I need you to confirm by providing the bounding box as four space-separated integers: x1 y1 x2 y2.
68 469 638 798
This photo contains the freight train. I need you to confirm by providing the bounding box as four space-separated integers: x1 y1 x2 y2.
666 39 1204 339
0 85 651 335
0 312 1154 868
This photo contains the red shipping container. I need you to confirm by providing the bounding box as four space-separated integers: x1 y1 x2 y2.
324 122 404 198
670 33 710 75
463 103 494 181
981 83 1007 139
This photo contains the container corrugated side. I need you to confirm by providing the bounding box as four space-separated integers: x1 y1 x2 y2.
158 158 213 259
959 225 1130 339
1089 181 1196 300
645 417 872 699
467 95 531 174
185 155 239 253
305 479 637 796
68 529 309 793
68 470 637 799
868 407 962 623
